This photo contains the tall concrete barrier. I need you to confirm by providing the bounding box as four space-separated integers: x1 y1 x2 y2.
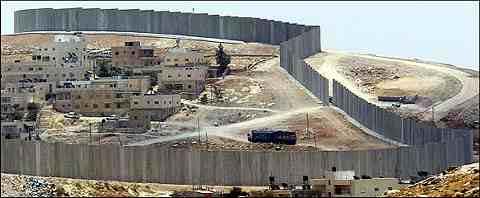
332 79 472 163
9 7 473 186
0 138 468 186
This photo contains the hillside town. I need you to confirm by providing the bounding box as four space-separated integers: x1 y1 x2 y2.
1 33 229 138
1 4 479 198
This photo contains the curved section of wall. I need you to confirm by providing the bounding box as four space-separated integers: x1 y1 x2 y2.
7 7 472 185
14 8 309 46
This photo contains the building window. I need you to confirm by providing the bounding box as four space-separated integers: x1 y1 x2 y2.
188 85 192 89
85 104 89 108
52 57 55 61
93 104 98 108
374 188 379 192
168 75 172 78
166 59 170 62
52 48 55 51
147 101 150 104
104 103 111 108
154 101 159 104
387 187 393 191
131 51 135 55
77 95 81 99
70 73 74 77
334 185 351 195
115 52 119 55
38 67 43 71
117 103 121 108
29 68 34 71
187 74 191 78
169 101 171 104
133 101 138 105
44 48 48 51
185 58 189 61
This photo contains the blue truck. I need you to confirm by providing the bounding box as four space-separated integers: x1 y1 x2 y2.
247 129 297 145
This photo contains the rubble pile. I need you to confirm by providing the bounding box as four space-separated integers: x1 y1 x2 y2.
387 163 480 197
24 177 57 197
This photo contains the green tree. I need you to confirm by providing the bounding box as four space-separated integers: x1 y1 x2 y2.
97 64 110 77
216 43 231 68
200 94 208 104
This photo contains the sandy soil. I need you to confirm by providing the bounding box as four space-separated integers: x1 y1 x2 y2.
305 50 479 123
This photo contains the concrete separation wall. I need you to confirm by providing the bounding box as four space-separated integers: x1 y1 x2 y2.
0 138 468 186
7 7 473 186
13 8 320 47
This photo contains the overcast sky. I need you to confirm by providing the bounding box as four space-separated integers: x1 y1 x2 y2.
1 1 478 70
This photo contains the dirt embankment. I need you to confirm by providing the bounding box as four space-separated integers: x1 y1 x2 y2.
306 50 479 128
1 173 264 197
386 163 479 197
336 56 462 105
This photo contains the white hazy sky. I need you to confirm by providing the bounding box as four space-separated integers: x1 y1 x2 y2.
1 1 479 70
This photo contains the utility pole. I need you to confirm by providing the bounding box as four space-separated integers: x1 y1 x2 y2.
197 116 201 143
117 135 122 146
306 113 309 144
432 105 435 124
89 123 92 144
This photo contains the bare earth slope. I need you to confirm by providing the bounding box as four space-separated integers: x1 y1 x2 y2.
305 50 479 124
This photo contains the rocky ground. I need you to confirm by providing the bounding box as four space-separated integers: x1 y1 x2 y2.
1 173 265 197
386 163 480 197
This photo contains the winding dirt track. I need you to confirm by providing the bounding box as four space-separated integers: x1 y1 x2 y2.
307 50 479 121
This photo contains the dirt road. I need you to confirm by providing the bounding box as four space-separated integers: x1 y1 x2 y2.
126 106 324 146
351 52 479 121
306 50 479 121
182 99 277 113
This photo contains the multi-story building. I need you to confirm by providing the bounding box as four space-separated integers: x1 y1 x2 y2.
111 41 163 68
130 93 181 121
1 62 87 87
31 33 88 68
1 33 89 95
1 90 34 121
53 76 151 116
162 47 207 67
3 81 55 103
156 65 208 97
0 120 33 139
